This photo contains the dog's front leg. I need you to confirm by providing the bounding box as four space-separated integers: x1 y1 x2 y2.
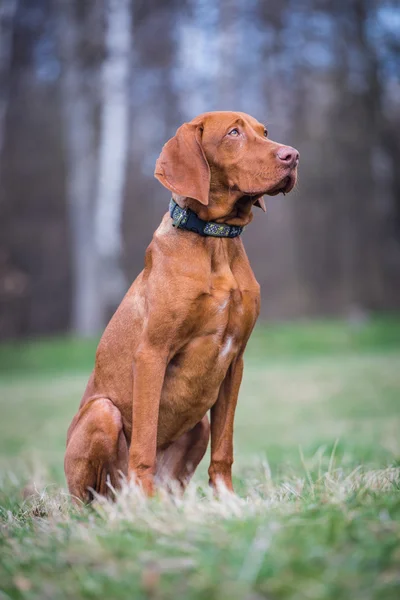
208 355 244 493
129 345 168 496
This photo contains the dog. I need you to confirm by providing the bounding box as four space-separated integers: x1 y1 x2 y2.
65 111 299 501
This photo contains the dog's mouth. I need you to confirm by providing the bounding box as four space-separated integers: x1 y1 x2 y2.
243 171 297 200
266 173 296 196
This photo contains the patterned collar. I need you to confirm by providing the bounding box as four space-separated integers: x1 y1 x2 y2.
169 199 244 238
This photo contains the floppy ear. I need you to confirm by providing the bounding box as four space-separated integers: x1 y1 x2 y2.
254 196 266 212
154 122 211 205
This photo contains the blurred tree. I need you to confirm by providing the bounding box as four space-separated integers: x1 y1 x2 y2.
0 0 68 337
57 0 102 336
124 0 182 272
58 0 132 335
95 0 131 326
0 0 17 181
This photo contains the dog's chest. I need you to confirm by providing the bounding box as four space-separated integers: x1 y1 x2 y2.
209 286 247 355
208 261 254 334
167 269 256 390
158 260 259 442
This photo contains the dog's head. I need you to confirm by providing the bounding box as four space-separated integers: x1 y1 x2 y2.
155 111 299 226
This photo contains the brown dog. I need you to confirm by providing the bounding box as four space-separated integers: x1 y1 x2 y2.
65 111 299 502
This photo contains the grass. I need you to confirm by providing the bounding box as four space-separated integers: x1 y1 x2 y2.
0 317 400 599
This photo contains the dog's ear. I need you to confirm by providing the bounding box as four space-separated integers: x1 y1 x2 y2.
154 123 211 206
254 196 266 212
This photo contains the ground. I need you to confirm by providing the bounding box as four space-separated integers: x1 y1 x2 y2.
0 318 399 600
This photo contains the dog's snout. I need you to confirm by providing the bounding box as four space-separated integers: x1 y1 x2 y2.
276 145 299 168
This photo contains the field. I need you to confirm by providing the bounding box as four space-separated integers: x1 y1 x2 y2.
0 318 400 600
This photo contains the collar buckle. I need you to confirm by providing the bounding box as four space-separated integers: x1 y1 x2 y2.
172 206 188 228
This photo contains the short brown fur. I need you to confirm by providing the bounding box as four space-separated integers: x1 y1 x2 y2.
65 111 299 501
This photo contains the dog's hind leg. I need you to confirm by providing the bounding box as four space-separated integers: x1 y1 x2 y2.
65 398 128 503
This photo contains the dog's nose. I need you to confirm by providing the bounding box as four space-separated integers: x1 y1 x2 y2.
277 146 299 168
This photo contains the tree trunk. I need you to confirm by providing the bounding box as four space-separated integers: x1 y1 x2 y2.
57 0 101 336
0 0 17 181
94 0 132 320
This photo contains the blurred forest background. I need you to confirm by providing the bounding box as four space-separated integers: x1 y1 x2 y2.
0 0 399 339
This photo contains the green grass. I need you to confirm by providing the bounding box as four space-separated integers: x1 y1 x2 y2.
1 318 400 599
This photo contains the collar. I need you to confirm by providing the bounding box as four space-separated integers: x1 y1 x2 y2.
169 199 244 238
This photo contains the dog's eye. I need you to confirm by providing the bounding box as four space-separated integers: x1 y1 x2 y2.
228 128 240 136
263 129 268 138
